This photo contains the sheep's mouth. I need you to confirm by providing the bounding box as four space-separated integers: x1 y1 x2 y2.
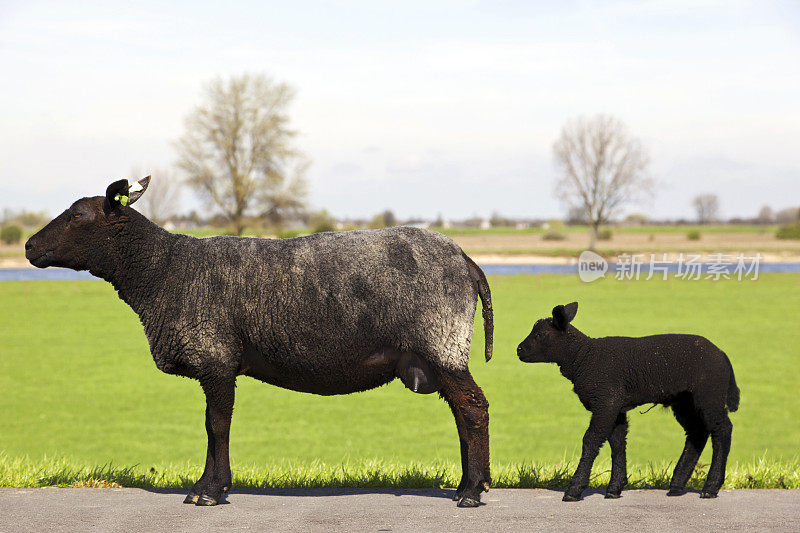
518 352 539 363
26 250 53 268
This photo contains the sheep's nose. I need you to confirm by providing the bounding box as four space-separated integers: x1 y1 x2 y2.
25 240 33 252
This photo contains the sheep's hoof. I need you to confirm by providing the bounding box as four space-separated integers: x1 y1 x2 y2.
605 492 622 499
700 491 718 499
452 490 463 501
195 494 219 506
562 493 581 502
666 489 684 497
183 492 200 504
457 497 480 508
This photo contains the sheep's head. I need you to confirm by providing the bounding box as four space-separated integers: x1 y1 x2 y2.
25 177 150 270
517 302 579 363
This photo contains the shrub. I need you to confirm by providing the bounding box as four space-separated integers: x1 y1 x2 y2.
687 230 701 241
542 220 566 241
277 228 305 239
0 225 22 245
776 222 800 240
309 210 337 234
597 228 613 241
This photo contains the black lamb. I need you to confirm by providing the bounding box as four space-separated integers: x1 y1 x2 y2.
516 302 739 501
25 177 494 508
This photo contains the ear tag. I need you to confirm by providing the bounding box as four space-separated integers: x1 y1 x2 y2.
114 194 130 206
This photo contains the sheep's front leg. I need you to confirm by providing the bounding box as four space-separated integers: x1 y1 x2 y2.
193 375 236 506
605 413 629 498
564 410 617 502
184 406 216 504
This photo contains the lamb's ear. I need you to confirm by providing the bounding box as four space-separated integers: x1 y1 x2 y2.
127 175 150 205
563 302 578 322
552 302 578 330
105 179 130 208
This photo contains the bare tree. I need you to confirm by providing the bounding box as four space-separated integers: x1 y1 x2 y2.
693 193 720 224
175 73 308 235
553 114 651 250
776 206 800 223
129 166 182 225
757 205 774 224
260 158 310 229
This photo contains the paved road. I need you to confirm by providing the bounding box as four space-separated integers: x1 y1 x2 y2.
1 488 798 532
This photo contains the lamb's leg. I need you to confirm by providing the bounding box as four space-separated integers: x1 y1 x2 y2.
183 406 216 504
438 370 490 508
668 400 709 495
605 412 629 498
193 375 236 506
564 410 617 501
700 411 732 498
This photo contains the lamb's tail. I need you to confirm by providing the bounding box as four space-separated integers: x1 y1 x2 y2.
463 252 493 362
726 362 740 412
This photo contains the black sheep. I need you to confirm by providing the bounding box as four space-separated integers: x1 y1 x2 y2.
25 177 494 507
516 302 739 501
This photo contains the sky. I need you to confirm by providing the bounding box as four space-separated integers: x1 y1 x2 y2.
1 0 799 221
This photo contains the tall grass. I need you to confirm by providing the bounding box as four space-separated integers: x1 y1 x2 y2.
2 454 797 490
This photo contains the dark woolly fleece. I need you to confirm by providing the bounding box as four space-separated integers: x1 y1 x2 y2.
25 179 494 508
517 302 739 502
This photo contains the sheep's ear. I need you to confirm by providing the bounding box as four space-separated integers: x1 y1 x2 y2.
105 179 130 208
127 175 150 205
552 302 578 330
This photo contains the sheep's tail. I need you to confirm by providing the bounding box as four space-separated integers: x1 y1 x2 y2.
727 367 740 413
463 252 493 362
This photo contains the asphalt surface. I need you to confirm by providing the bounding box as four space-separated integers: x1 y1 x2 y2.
1 488 798 532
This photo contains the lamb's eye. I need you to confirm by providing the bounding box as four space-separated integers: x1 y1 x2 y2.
71 212 82 220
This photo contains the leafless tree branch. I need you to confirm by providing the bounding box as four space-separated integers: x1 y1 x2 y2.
552 114 652 250
175 73 308 235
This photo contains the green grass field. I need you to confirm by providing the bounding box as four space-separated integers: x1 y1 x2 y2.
1 274 799 489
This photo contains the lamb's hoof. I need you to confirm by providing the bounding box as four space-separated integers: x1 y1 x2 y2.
562 493 581 502
605 492 622 499
700 491 718 499
457 497 480 508
666 489 684 497
195 494 219 506
452 491 463 501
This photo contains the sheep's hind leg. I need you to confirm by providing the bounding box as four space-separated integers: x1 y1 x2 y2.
184 406 216 504
445 403 470 501
699 409 732 498
563 410 618 501
668 399 709 496
192 375 236 506
438 370 490 508
605 413 629 498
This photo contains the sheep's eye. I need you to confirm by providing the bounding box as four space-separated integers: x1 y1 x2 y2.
72 212 82 220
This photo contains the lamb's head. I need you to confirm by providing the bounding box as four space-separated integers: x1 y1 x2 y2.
517 302 579 363
25 177 150 270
